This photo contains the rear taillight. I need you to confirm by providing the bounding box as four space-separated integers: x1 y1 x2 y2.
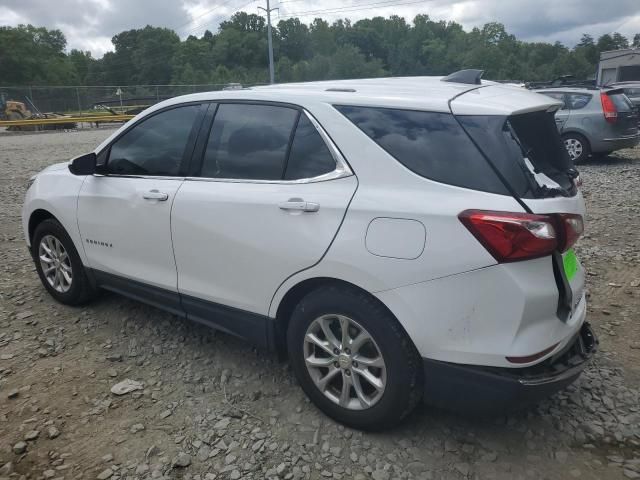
556 213 583 252
600 93 618 123
459 210 583 263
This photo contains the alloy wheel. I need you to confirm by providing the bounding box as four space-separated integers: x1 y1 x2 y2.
38 234 73 293
564 137 583 161
303 314 386 410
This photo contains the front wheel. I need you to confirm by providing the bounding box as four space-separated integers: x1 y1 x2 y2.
562 133 590 164
32 218 96 305
287 285 423 430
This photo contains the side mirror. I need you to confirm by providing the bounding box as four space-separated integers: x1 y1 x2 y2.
68 152 97 175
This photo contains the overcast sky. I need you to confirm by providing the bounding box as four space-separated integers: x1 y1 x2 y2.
2 0 640 57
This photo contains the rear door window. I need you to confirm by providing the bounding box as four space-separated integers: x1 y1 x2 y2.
335 105 519 196
201 103 298 180
285 115 336 180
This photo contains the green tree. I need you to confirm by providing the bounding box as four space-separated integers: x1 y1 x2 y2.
277 18 310 62
0 25 75 85
1 12 629 88
68 50 95 84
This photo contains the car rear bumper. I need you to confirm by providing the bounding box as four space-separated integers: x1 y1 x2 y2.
422 322 597 414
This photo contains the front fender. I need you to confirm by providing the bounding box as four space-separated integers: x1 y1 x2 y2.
22 170 87 264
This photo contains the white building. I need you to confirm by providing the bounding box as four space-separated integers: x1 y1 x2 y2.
597 48 640 85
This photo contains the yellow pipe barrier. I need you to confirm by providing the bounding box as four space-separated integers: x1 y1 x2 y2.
0 114 135 127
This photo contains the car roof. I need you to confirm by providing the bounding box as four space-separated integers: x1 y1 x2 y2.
610 81 640 87
143 76 562 116
95 76 563 154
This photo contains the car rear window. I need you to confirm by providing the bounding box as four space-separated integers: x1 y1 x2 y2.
458 110 576 197
335 105 520 196
608 93 633 112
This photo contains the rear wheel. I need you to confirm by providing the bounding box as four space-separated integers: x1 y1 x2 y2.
287 285 423 430
32 219 96 305
562 133 590 164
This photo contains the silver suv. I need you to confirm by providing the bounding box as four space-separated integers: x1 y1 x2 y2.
535 87 639 163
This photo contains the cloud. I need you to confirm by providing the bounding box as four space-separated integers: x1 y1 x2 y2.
1 0 639 58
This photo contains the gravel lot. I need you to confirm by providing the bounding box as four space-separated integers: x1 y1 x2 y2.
1 128 639 480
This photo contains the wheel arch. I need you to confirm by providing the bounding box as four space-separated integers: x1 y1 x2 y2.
273 276 415 358
28 208 59 244
561 129 591 149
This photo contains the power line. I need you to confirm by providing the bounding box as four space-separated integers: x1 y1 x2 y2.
180 0 256 37
174 0 246 35
277 0 431 19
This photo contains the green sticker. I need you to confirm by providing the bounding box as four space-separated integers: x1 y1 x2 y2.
563 249 579 281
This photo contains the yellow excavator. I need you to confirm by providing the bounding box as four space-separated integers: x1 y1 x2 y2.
1 93 76 131
1 98 31 121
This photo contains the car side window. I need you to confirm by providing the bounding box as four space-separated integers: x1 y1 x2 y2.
107 105 200 176
284 114 336 180
566 93 591 110
336 105 523 196
201 103 298 180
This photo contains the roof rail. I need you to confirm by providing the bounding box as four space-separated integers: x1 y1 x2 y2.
441 69 484 85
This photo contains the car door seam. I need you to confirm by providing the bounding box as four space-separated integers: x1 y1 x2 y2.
267 175 360 316
75 175 92 267
170 179 187 312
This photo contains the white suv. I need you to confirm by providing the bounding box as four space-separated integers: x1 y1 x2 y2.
23 71 596 429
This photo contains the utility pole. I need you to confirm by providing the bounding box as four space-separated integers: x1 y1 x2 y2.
258 0 278 84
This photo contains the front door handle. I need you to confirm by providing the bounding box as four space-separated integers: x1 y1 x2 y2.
278 199 320 212
142 190 169 201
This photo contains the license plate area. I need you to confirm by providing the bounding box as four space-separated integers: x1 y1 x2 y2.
562 249 578 281
563 248 584 318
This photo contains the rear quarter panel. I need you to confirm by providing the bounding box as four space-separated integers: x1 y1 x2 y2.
269 103 526 316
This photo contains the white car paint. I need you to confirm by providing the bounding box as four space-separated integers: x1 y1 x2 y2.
171 175 358 314
77 176 183 291
23 75 585 375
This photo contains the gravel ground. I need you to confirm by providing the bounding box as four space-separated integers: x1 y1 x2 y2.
0 128 639 480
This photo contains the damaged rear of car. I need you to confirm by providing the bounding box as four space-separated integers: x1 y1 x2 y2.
340 79 598 414
423 85 598 411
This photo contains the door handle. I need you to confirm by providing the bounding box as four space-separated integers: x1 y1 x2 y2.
278 199 320 212
142 190 169 201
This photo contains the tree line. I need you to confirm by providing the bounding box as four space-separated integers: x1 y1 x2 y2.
1 14 639 87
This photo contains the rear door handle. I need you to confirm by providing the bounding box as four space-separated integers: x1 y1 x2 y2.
278 199 320 212
142 190 169 201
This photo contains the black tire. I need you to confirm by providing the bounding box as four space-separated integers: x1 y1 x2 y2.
287 285 423 430
31 218 96 305
562 133 590 165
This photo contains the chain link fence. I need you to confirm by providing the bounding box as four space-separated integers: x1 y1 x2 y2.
0 84 258 115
